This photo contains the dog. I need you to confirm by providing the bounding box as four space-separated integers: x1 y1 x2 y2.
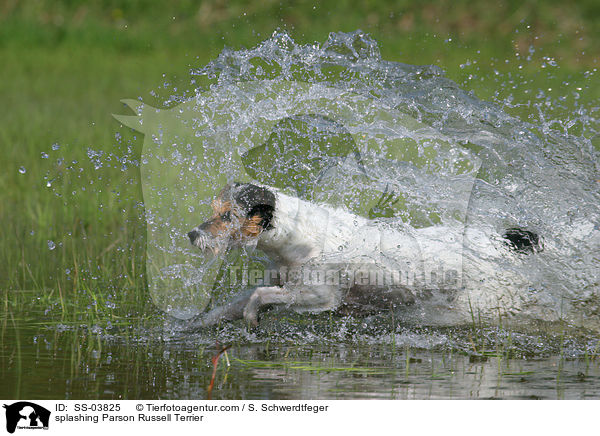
187 182 542 327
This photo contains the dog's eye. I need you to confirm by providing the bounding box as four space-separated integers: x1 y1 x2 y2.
221 211 232 222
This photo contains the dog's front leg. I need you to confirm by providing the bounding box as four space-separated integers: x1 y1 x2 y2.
187 288 256 328
243 284 339 326
242 286 290 326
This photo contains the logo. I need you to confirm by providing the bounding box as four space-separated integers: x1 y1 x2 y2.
3 402 50 434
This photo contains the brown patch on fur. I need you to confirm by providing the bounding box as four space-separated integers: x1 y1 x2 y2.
240 215 263 238
212 199 233 216
199 196 263 241
200 217 231 238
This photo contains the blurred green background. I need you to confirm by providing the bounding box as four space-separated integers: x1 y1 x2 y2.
0 0 598 321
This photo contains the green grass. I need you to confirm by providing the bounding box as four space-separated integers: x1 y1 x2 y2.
0 0 598 326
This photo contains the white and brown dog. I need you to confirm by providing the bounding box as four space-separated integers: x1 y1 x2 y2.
187 183 541 327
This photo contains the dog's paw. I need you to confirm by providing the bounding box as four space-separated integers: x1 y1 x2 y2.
243 307 260 327
243 294 261 327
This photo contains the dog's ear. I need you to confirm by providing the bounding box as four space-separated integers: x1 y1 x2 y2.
233 183 275 230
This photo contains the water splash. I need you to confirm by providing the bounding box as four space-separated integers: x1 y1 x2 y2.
116 31 599 332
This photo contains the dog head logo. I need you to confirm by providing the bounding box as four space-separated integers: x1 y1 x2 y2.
3 402 50 434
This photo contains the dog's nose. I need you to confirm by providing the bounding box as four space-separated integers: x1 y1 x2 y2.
188 229 200 244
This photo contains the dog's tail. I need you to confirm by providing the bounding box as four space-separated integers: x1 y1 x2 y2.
503 228 543 254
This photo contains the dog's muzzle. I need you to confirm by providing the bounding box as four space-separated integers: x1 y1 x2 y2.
187 227 229 255
188 228 212 250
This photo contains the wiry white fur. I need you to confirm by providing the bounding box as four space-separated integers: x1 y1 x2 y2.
259 190 469 278
191 186 533 327
257 191 369 266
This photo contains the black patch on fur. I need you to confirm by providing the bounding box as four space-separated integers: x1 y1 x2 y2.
248 204 274 230
233 183 276 230
503 228 542 254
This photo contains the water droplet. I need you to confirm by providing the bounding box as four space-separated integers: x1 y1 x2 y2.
18 166 26 174
47 240 56 250
52 143 60 151
41 152 49 159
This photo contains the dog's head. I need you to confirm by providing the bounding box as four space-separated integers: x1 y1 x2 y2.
188 183 275 254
